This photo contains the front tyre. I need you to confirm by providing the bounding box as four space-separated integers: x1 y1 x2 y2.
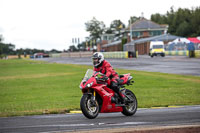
122 89 137 116
80 94 99 119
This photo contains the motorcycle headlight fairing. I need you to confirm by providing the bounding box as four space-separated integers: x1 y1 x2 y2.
86 82 94 88
79 85 83 90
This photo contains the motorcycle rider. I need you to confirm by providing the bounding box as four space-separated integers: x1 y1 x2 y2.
92 52 125 104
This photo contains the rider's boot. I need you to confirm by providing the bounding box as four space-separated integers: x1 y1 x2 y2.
117 91 125 104
112 83 126 104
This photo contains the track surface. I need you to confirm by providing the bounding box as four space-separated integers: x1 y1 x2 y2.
35 55 200 76
0 106 200 133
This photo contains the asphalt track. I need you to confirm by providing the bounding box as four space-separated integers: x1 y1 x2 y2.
0 106 200 133
35 55 200 76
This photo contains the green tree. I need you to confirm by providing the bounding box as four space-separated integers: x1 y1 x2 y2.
49 49 61 53
151 6 200 37
190 7 200 36
105 19 126 40
77 41 86 51
0 35 3 56
166 7 176 34
0 35 3 42
110 20 125 31
151 13 167 24
176 21 191 36
128 16 140 26
69 45 78 52
85 17 105 45
0 35 15 56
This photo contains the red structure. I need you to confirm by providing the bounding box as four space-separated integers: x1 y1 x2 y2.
188 38 200 44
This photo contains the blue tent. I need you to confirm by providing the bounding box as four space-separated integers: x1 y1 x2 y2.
187 42 195 51
166 41 195 51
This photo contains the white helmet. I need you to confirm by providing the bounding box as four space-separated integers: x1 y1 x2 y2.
92 52 104 67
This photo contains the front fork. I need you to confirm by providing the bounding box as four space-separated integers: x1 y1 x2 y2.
91 90 96 103
86 89 96 105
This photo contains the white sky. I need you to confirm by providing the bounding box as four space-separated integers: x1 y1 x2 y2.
0 0 199 50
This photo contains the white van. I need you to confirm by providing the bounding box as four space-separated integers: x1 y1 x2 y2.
149 41 165 57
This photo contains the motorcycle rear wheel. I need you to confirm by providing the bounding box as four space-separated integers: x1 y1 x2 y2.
80 94 99 119
121 89 137 116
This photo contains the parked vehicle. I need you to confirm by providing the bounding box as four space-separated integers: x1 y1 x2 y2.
79 69 137 119
149 41 165 57
33 53 49 58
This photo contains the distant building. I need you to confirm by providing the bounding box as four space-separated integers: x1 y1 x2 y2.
97 34 115 52
97 18 168 53
124 34 181 55
128 18 168 41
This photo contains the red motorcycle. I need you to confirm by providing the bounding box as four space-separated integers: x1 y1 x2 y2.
79 69 137 119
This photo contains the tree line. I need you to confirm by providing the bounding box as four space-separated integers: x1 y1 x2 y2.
0 35 62 58
151 7 200 37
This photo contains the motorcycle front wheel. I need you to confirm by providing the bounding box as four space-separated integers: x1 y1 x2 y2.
80 94 99 119
121 89 137 116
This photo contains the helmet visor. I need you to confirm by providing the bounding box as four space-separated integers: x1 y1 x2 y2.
92 58 99 66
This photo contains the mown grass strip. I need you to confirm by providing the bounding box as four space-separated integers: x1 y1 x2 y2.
0 72 75 80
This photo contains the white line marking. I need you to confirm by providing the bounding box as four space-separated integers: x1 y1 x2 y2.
0 122 149 130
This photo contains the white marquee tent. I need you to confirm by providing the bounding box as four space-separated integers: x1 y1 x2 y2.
172 38 190 44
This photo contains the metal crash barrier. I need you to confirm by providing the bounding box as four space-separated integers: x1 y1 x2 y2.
165 51 189 56
165 50 200 58
194 50 200 58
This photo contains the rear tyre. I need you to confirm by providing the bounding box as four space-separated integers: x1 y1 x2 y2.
121 89 137 116
80 94 99 119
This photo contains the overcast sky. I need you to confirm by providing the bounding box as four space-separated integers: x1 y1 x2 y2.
0 0 199 50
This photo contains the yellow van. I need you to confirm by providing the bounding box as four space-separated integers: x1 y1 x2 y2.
149 41 165 58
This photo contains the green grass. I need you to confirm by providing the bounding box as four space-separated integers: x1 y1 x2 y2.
0 59 200 117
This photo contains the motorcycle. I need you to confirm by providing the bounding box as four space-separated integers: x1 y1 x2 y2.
79 69 137 119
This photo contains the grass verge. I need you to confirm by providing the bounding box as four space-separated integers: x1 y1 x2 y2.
0 59 200 117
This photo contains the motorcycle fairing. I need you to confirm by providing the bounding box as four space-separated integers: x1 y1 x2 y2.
92 84 123 113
